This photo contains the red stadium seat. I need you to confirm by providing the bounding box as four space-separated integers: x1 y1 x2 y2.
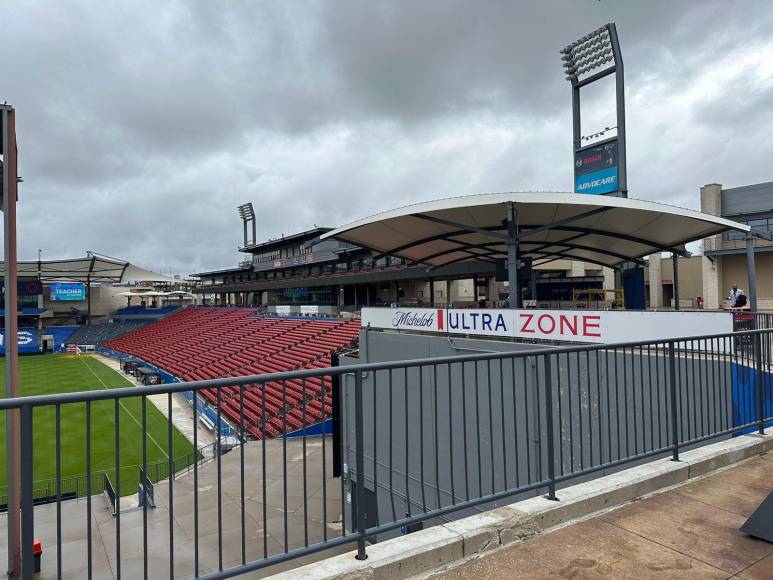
105 308 360 439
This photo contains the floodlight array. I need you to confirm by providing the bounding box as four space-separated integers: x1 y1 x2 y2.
560 25 615 81
237 202 255 221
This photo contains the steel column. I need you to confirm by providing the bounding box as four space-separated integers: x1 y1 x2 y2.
3 105 21 579
19 405 33 580
668 342 680 461
87 275 92 324
543 354 557 500
746 235 758 313
353 370 368 560
571 83 581 154
429 279 435 307
506 201 519 308
608 23 627 197
672 252 680 310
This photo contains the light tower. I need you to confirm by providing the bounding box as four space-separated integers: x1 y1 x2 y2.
561 23 627 197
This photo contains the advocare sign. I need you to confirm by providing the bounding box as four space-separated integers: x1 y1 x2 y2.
361 308 733 344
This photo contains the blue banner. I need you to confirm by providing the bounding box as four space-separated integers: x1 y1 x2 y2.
50 282 86 301
575 166 618 195
0 327 40 354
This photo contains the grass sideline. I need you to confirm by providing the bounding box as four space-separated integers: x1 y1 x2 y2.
0 354 194 497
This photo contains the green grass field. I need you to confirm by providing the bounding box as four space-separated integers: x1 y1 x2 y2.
0 354 194 498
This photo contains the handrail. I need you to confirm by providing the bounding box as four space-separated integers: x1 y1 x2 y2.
1 326 769 409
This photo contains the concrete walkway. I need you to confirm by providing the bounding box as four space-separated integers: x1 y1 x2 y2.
0 437 344 579
429 453 773 579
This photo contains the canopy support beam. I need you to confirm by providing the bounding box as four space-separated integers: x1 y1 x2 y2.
672 252 680 310
538 225 691 257
506 202 520 308
518 207 611 239
414 214 510 241
746 235 758 313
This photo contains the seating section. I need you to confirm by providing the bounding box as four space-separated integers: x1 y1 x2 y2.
65 320 147 346
115 305 179 316
105 308 360 439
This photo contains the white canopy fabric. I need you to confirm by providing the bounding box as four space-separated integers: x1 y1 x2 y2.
0 255 174 283
322 192 750 269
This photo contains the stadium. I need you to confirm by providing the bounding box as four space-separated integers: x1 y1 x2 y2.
3 14 773 580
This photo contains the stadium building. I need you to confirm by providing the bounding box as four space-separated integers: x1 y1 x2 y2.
700 180 773 309
194 220 617 313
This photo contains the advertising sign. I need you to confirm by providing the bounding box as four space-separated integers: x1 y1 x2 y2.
0 280 43 296
275 305 292 316
575 140 618 195
361 308 733 345
50 282 86 301
300 305 319 316
0 327 40 354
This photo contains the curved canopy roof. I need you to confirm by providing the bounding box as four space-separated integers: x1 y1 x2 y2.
0 254 174 283
322 192 750 269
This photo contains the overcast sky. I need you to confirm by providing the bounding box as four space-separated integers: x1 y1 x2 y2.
3 0 773 275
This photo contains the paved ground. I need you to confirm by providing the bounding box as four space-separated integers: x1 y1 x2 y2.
0 437 346 579
430 453 773 579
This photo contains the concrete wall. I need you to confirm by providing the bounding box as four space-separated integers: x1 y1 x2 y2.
721 252 773 310
660 255 704 307
701 184 724 309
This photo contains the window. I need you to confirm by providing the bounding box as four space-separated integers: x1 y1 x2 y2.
723 217 773 241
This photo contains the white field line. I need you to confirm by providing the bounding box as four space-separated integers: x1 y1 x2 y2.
79 356 169 459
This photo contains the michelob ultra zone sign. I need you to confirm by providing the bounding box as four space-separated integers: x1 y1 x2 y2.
361 308 733 345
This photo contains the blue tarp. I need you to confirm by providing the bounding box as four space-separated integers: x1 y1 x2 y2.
731 361 773 435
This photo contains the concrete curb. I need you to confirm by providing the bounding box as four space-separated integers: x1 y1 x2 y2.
269 433 773 579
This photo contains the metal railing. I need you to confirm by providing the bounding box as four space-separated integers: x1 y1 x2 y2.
704 236 773 252
1 328 772 578
0 442 213 509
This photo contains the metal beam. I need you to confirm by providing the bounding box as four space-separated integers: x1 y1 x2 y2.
746 236 758 312
370 227 506 262
529 250 621 272
413 213 510 241
608 22 627 197
533 225 690 256
406 241 506 266
519 207 611 240
3 105 21 578
672 252 680 310
519 239 644 266
426 253 497 271
575 65 615 89
506 202 519 308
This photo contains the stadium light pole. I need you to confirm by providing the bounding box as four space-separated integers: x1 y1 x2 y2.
2 103 21 578
561 23 627 197
238 202 256 248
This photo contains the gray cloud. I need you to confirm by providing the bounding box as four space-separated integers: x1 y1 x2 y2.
3 0 773 274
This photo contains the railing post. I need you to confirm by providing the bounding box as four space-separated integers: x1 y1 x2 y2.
353 370 368 560
668 341 680 461
20 404 34 580
543 354 558 501
754 332 765 435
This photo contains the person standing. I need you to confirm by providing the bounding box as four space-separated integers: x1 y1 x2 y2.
728 284 747 308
